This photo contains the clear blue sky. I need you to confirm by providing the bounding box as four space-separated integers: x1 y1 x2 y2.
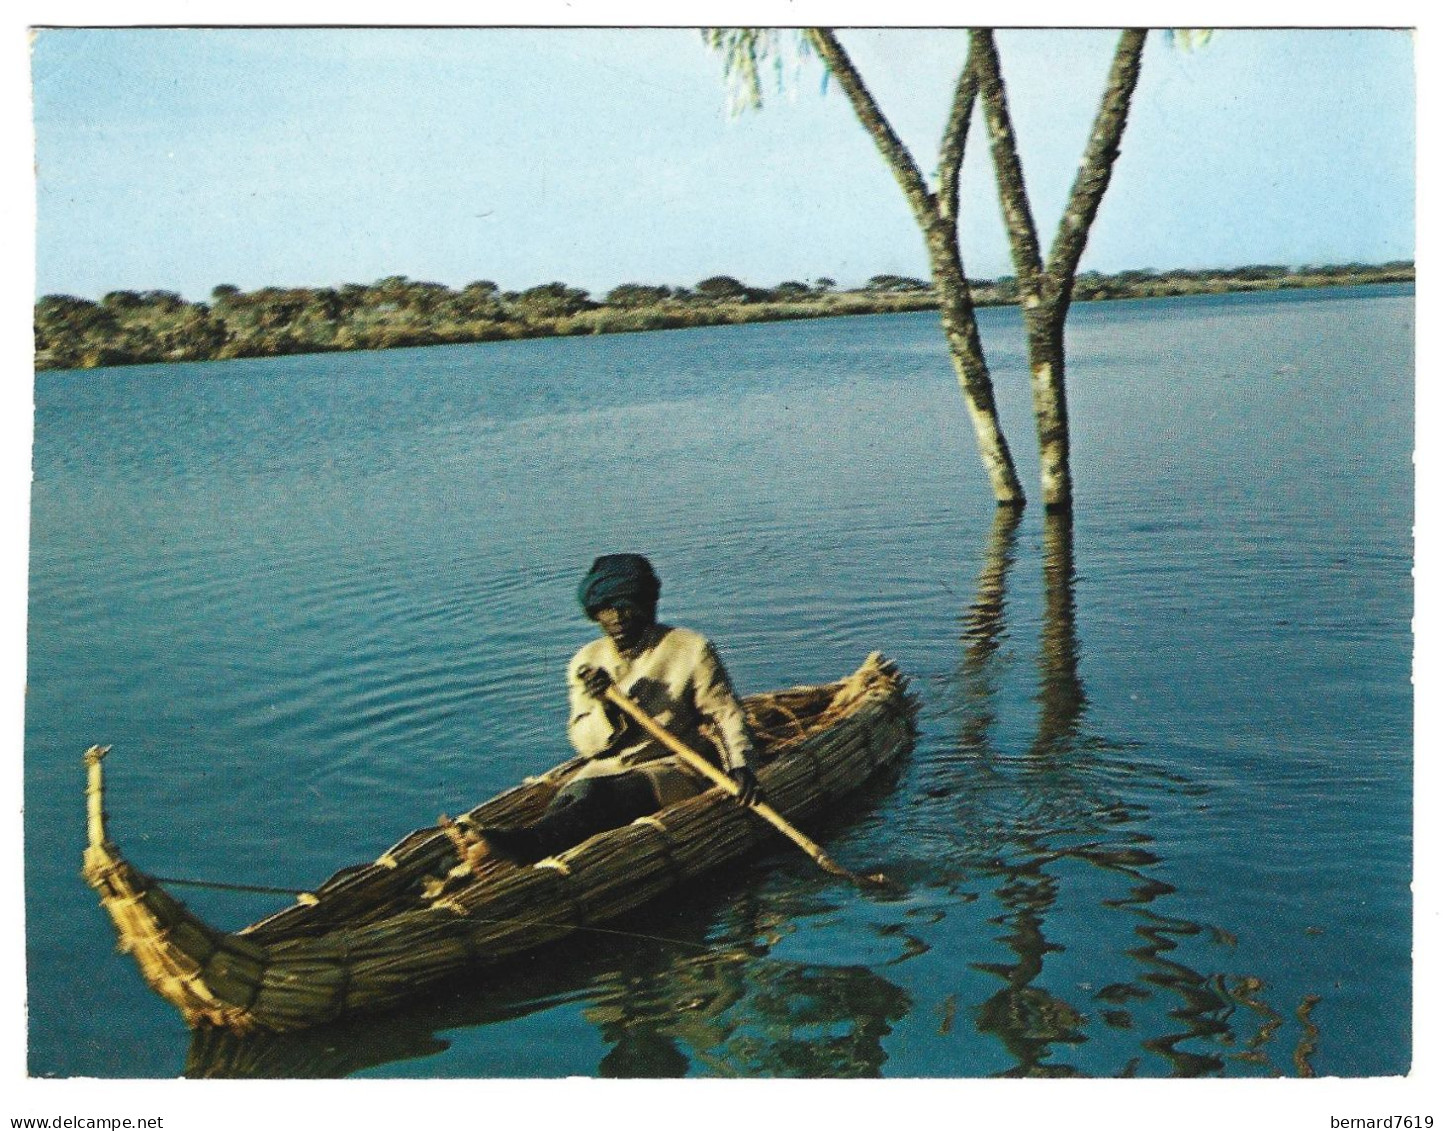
31 27 1414 302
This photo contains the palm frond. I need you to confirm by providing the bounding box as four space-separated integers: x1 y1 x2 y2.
1168 29 1215 52
701 28 825 115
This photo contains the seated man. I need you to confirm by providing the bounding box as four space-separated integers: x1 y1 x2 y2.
480 553 762 863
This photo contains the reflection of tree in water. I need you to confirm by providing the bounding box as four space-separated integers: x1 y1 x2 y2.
583 886 911 1077
585 956 909 1078
935 509 1317 1077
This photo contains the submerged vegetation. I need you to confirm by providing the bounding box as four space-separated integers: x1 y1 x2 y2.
34 261 1413 371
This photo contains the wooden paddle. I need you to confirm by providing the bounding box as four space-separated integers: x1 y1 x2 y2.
597 681 888 888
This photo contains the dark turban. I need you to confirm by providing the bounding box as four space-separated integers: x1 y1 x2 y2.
577 553 661 617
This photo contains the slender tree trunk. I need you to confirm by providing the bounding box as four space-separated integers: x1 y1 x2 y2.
972 29 1147 511
926 223 1025 506
972 29 1070 510
1046 30 1149 291
1024 314 1072 512
809 29 1024 507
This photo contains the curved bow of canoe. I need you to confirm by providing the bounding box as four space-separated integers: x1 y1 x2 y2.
82 653 917 1034
84 744 275 1032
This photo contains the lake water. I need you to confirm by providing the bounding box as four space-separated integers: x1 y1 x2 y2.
25 285 1413 1077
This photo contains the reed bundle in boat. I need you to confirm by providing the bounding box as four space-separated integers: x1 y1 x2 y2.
82 654 917 1033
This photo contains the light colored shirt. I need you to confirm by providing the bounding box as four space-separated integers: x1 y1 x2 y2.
566 624 755 804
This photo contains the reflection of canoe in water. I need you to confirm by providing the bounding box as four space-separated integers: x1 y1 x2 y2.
184 893 915 1079
83 653 916 1035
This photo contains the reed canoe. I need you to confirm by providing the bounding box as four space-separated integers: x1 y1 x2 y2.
82 653 916 1034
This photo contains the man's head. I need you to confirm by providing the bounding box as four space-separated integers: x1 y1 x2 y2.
577 554 660 650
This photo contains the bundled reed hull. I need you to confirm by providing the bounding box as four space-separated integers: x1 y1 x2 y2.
83 653 916 1033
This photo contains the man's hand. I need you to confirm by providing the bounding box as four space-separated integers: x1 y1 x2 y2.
579 665 634 751
729 765 764 807
577 664 613 700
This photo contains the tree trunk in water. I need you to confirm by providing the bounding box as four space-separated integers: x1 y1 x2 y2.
1030 30 1144 510
972 30 1072 510
809 29 1025 508
1026 313 1071 511
928 227 1025 507
972 29 1147 511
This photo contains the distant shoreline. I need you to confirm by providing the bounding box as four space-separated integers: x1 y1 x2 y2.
34 263 1414 372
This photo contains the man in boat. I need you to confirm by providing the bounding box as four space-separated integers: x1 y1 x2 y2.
479 553 763 862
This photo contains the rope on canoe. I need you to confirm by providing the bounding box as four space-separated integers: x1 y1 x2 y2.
152 875 309 897
144 866 723 947
158 871 767 956
457 912 744 957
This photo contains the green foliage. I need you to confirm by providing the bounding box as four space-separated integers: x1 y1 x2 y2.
455 281 504 319
1229 265 1291 281
101 290 145 311
695 275 754 301
606 283 672 307
32 262 1413 370
514 281 595 317
770 280 812 299
988 277 1020 302
865 274 931 293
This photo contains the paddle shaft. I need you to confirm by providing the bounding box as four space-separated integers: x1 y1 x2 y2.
598 683 880 885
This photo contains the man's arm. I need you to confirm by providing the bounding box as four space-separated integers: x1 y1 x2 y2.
567 657 626 757
693 643 762 805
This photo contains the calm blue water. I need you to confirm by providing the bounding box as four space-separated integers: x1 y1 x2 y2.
26 285 1412 1077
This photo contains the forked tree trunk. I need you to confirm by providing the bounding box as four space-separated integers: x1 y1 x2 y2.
972 29 1147 511
810 30 1025 507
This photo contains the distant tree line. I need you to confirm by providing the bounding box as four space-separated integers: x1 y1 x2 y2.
34 261 1414 371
